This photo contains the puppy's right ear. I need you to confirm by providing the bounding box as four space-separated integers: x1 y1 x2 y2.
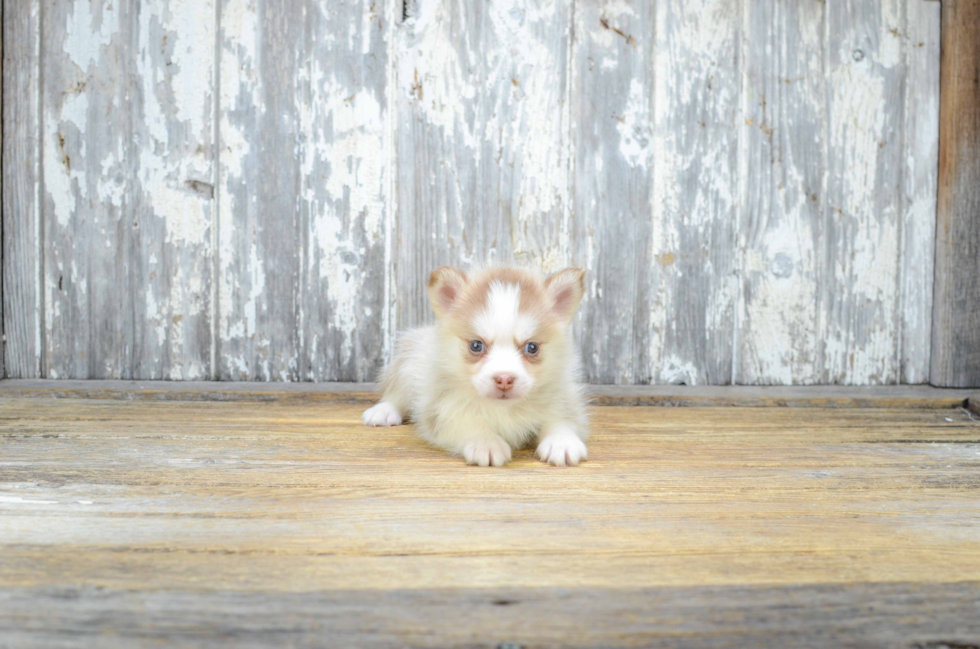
545 268 586 322
427 266 467 318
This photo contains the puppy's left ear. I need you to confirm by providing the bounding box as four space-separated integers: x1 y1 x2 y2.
545 268 585 322
427 266 468 319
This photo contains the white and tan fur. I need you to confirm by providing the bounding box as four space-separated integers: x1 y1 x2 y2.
362 266 589 467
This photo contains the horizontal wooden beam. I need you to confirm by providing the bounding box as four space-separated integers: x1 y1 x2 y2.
587 384 976 410
0 379 976 409
3 583 980 648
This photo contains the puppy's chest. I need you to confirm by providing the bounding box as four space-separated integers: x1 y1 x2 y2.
431 392 552 432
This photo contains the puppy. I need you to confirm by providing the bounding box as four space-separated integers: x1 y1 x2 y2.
362 266 589 467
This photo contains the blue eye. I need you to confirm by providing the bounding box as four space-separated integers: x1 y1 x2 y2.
469 340 485 354
524 342 539 355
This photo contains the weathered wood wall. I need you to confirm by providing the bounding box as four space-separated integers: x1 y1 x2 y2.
2 0 944 385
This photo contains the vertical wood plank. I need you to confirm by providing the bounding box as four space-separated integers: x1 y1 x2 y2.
739 0 936 386
737 1 827 384
41 0 215 379
218 0 392 381
931 0 980 388
41 0 127 378
132 1 216 380
649 0 740 385
394 0 572 332
1 0 41 378
217 0 302 381
299 0 393 381
820 0 907 384
1 9 4 377
1 4 4 377
569 1 654 383
900 0 940 384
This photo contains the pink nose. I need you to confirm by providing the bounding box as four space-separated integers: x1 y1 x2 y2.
494 374 515 391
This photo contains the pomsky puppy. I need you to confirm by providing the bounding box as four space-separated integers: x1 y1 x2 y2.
362 266 589 467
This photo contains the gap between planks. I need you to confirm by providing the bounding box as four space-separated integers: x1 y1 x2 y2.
0 379 976 410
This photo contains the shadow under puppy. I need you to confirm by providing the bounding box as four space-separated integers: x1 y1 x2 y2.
363 266 589 467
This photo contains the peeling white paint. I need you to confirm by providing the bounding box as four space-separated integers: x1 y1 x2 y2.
217 0 261 378
97 148 126 207
616 79 652 169
45 93 88 227
136 2 213 248
660 357 699 386
318 88 385 237
311 205 360 348
63 1 118 70
400 0 572 305
168 0 213 132
399 3 477 146
243 244 266 343
825 33 899 383
899 0 940 384
295 0 391 371
31 0 939 385
145 285 167 347
493 0 569 227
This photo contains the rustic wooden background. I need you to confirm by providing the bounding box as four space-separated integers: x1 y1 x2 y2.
2 0 945 385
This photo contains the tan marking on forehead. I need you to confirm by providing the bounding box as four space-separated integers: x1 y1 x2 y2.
452 268 550 322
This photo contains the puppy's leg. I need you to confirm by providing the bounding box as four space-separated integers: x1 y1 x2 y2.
461 436 513 467
362 333 421 427
535 422 588 467
362 379 409 426
422 413 513 467
362 401 403 427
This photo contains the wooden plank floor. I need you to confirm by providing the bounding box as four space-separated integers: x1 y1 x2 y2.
1 394 980 647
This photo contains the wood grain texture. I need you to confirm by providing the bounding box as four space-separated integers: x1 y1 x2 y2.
40 0 215 379
738 0 827 385
217 0 392 382
217 0 302 381
649 0 740 386
2 0 41 378
2 583 979 648
823 0 909 384
570 0 654 384
931 0 980 388
1 12 4 378
0 397 979 645
901 0 941 384
394 0 572 331
738 0 940 386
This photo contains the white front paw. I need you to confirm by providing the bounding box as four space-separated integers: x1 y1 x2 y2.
536 428 588 467
462 437 512 467
362 401 403 427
